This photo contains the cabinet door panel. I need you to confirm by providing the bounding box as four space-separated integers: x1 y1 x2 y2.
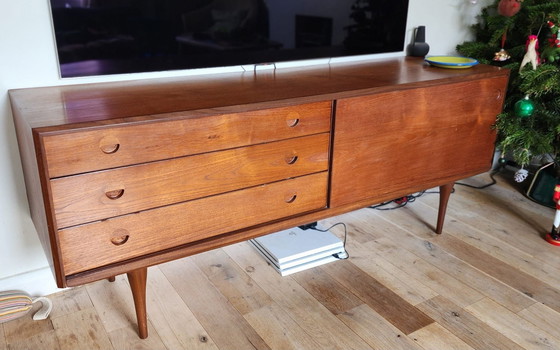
330 77 508 207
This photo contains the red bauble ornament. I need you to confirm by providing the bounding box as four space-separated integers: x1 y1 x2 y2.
498 0 521 17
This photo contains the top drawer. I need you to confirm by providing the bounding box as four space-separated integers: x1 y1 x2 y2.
41 101 332 178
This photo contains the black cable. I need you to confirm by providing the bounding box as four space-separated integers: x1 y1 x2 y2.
369 168 500 211
310 171 497 259
368 191 426 210
455 170 498 189
311 222 349 260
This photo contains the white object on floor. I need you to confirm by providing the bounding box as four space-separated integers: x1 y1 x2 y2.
249 226 346 276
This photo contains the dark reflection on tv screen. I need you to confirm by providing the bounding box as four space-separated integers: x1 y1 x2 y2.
49 0 409 77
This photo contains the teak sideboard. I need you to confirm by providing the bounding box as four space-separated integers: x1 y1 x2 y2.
9 57 509 338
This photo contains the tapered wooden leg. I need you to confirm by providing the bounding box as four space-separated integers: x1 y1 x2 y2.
436 182 454 234
127 268 148 339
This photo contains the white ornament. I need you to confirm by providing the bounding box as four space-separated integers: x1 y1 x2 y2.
519 35 539 72
514 168 529 183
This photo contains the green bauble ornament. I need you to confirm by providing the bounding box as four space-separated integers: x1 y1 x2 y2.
514 95 535 117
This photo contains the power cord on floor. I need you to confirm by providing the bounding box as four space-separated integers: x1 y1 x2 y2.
455 170 498 189
369 191 427 210
299 171 502 259
300 222 349 260
368 169 500 211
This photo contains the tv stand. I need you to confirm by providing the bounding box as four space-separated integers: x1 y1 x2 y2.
9 57 509 338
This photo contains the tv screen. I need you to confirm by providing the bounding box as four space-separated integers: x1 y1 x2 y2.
49 0 410 78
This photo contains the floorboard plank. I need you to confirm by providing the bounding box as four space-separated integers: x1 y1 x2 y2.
3 303 57 349
145 267 218 350
160 257 270 350
0 325 5 350
518 302 560 335
418 185 560 284
192 249 274 315
321 259 434 335
48 286 93 319
466 297 560 350
457 172 552 224
364 206 535 312
51 308 113 350
426 233 560 313
344 238 438 306
417 296 525 350
365 198 560 312
107 324 167 350
244 303 325 350
291 267 363 315
423 189 543 258
322 211 384 244
5 330 59 350
409 323 475 350
361 236 484 308
224 242 372 350
193 250 328 349
418 198 560 287
425 177 556 264
85 274 139 334
337 304 424 350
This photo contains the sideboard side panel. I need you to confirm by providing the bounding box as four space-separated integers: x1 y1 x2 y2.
9 95 65 287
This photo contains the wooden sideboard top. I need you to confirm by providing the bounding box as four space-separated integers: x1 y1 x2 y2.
9 57 508 131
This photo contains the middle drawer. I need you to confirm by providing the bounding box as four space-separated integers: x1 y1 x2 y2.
51 133 330 229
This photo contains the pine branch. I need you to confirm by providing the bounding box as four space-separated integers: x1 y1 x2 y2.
458 0 560 166
519 65 560 97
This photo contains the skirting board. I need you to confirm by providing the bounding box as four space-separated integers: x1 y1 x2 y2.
0 267 62 297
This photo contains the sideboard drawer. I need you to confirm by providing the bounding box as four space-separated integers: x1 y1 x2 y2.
42 101 332 178
51 133 330 228
58 172 328 275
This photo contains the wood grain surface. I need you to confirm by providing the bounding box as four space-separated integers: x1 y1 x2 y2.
59 172 328 275
51 133 329 228
10 57 509 291
331 76 508 207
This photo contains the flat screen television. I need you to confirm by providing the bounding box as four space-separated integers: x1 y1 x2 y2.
49 0 410 78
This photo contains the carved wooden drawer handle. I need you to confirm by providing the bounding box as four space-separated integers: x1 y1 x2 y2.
111 233 130 246
286 118 300 127
105 189 125 200
284 193 297 203
495 89 502 100
285 155 298 165
286 110 302 128
100 143 120 154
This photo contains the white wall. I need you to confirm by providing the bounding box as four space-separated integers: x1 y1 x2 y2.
0 0 493 296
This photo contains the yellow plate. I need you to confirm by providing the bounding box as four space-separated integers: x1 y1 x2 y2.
425 56 478 69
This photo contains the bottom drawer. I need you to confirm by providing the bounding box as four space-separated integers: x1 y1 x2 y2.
59 172 328 275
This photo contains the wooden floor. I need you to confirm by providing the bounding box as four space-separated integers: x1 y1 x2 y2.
1 171 557 350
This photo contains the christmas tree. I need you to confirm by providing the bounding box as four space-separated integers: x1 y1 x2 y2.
457 0 560 169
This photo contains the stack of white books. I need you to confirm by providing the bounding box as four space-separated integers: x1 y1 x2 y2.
249 226 346 276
